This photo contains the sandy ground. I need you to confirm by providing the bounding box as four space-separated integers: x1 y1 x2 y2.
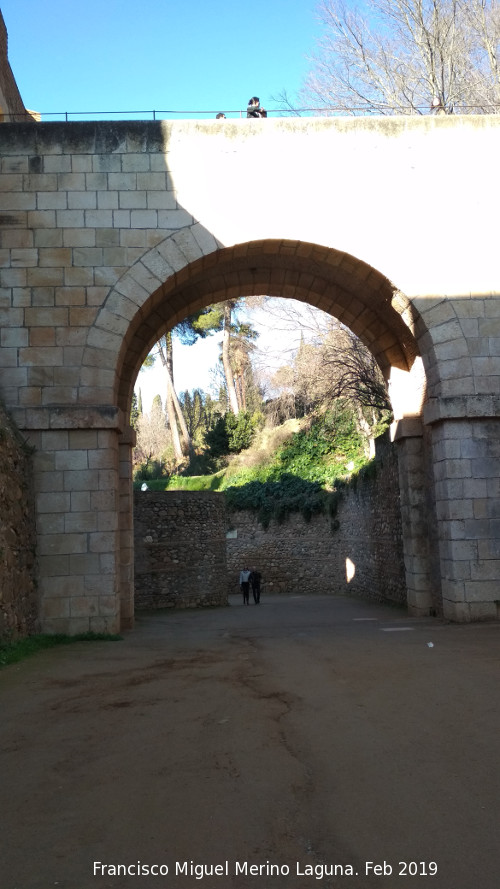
1 594 499 889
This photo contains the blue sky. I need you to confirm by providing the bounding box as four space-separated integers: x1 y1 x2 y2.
2 0 320 119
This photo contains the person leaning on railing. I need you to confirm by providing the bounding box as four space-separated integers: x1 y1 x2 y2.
246 96 267 118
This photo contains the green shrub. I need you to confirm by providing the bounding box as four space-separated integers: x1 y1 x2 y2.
224 473 329 527
204 411 259 458
134 459 168 481
180 451 220 476
204 415 230 458
220 403 370 525
273 405 365 484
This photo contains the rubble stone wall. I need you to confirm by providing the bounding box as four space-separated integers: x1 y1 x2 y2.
0 402 38 638
134 490 228 610
226 435 406 605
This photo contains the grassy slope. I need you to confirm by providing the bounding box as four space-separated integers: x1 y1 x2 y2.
134 410 375 526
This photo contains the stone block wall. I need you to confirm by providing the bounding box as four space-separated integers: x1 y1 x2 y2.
25 420 122 636
226 434 407 605
430 415 500 621
134 491 228 609
0 401 38 638
393 420 441 617
1 115 499 625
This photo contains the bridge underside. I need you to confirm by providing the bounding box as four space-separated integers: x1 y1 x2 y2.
117 240 420 415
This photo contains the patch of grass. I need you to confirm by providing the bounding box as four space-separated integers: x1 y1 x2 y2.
0 631 122 668
134 471 225 492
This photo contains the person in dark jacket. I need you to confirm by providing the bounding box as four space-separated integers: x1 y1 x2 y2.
246 96 267 118
249 568 262 604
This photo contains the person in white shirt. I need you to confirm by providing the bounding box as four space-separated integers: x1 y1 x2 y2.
239 568 251 604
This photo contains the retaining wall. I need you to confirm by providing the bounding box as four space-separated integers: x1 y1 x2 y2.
0 402 38 638
134 490 228 609
226 434 406 604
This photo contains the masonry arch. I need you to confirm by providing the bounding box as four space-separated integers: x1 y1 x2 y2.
88 234 442 628
83 234 428 417
126 239 421 413
2 116 496 633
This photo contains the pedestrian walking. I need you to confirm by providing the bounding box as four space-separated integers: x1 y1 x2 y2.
239 568 251 604
249 568 262 604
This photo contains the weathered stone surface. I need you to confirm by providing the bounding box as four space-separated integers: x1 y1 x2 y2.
134 491 227 610
0 401 38 638
226 434 407 607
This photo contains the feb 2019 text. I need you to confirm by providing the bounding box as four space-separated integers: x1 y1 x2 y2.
93 859 438 878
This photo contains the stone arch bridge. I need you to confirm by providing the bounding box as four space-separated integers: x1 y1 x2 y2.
1 115 499 632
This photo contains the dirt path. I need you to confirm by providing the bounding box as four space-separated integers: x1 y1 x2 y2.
1 595 499 889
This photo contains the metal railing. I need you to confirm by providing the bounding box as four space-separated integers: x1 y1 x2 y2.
2 109 276 122
2 104 500 123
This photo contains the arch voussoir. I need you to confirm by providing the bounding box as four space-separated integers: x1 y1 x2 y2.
155 234 191 274
79 235 422 425
127 260 164 296
95 309 130 338
141 247 177 283
170 228 204 264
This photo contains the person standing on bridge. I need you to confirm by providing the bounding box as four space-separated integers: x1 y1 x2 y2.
430 96 446 114
246 96 267 117
240 568 251 604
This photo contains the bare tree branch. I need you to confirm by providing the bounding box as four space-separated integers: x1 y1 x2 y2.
260 300 391 429
286 0 500 116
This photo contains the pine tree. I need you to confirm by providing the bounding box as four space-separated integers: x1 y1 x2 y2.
130 392 140 429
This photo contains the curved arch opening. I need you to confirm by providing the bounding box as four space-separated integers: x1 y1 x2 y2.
113 240 423 418
111 238 434 629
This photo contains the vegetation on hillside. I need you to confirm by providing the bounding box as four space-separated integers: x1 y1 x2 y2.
220 404 367 526
132 300 393 524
